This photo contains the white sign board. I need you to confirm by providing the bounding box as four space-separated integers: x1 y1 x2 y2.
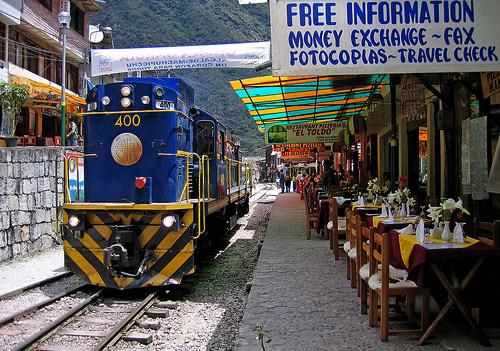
265 121 347 144
91 41 270 77
270 0 500 76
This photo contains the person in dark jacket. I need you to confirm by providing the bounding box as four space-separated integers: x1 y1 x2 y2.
279 170 286 193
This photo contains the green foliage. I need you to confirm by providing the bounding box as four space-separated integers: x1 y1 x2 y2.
91 0 270 155
0 82 29 115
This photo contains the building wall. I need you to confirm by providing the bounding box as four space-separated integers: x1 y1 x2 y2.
0 147 64 262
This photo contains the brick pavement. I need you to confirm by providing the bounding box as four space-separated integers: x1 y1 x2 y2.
236 193 499 351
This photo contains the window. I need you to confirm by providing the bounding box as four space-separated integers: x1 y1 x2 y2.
42 54 53 81
67 64 79 93
38 0 52 11
23 40 39 75
196 122 215 156
70 2 85 35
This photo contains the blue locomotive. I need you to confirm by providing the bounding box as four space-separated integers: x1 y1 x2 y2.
63 77 251 289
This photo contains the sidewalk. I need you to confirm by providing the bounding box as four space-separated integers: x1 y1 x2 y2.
236 193 499 351
0 246 65 297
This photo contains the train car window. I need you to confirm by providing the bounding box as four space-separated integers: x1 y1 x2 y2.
196 122 214 156
217 131 225 160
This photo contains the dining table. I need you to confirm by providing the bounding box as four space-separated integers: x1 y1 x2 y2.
387 230 500 346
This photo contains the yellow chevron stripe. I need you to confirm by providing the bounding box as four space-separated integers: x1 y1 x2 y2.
138 224 161 249
80 233 104 256
145 243 194 286
64 241 105 286
90 215 113 241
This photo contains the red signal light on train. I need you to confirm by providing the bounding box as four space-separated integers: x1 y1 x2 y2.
135 177 147 189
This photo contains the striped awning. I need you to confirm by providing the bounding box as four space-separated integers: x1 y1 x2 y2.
230 75 388 129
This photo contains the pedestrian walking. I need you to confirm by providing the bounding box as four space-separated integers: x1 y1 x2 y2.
279 170 286 193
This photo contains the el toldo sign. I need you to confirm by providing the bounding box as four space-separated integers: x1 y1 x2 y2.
265 121 347 144
270 0 500 76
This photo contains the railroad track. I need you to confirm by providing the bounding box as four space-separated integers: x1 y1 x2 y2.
0 271 74 301
250 183 276 203
6 290 172 351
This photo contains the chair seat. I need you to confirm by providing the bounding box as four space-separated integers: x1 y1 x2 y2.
343 241 351 253
348 247 357 259
359 264 409 282
368 273 417 290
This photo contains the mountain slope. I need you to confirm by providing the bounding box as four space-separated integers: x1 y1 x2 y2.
91 0 270 154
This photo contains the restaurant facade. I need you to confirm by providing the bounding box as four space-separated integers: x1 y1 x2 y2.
0 0 100 147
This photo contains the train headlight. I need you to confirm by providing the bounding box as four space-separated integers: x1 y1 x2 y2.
154 87 164 97
87 102 97 112
162 215 177 229
121 97 132 108
68 215 81 228
121 85 132 97
102 96 111 106
141 96 151 105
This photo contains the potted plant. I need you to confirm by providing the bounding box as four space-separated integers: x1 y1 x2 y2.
0 82 30 146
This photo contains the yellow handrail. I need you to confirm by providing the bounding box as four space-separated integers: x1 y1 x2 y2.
158 150 206 239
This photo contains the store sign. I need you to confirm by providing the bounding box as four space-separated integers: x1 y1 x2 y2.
481 72 500 98
400 75 426 121
270 0 500 76
91 42 270 77
265 121 347 144
274 143 324 161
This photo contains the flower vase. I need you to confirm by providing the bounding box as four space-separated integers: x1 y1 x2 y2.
441 221 452 242
399 206 407 218
431 222 442 239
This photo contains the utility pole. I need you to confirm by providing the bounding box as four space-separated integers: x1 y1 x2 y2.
58 0 71 146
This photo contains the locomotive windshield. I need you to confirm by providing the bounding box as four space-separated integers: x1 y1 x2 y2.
196 121 215 156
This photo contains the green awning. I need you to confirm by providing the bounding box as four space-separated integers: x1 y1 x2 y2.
230 75 388 130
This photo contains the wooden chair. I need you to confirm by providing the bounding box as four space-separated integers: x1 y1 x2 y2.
368 231 430 341
304 185 320 240
358 225 372 315
346 211 360 289
328 198 348 260
474 221 500 247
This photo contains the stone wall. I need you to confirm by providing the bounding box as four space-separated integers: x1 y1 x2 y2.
0 147 65 262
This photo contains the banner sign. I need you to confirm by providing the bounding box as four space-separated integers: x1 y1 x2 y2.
274 144 324 161
265 121 347 144
273 143 324 152
91 41 270 77
270 0 500 76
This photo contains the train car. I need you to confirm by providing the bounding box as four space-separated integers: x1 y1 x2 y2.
62 77 251 289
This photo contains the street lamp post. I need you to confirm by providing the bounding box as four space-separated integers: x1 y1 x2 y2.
58 3 71 146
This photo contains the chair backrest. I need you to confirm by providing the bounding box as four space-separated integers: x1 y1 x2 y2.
349 212 360 248
359 225 372 266
475 221 500 247
371 231 390 291
329 198 339 228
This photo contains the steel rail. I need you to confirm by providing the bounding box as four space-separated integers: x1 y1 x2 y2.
0 271 73 300
11 289 103 351
0 283 87 327
94 292 158 351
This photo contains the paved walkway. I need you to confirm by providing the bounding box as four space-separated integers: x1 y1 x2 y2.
0 246 64 297
236 193 499 351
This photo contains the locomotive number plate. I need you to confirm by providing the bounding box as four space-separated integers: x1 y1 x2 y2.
115 114 141 128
